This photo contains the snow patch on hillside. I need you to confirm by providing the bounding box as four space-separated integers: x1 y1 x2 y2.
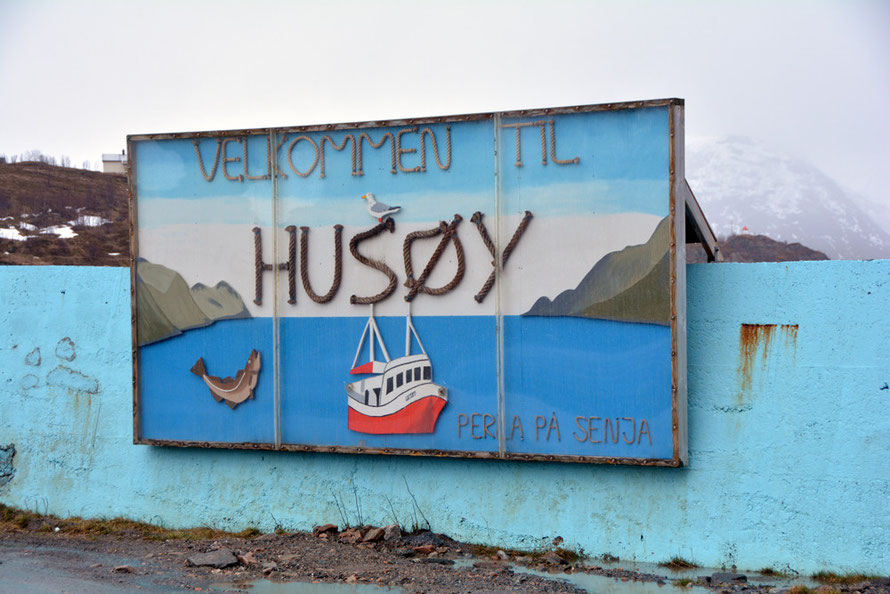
0 227 27 241
686 136 890 260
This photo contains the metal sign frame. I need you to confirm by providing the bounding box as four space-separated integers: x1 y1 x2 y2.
128 98 688 466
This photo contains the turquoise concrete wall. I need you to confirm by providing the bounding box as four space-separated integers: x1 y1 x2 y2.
1 262 888 574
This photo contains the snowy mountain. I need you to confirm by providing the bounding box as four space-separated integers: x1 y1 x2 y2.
685 136 890 260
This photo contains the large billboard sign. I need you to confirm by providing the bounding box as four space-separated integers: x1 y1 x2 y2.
129 99 688 465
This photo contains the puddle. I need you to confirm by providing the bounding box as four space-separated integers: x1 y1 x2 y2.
456 556 818 593
209 557 822 594
451 556 696 593
211 579 404 593
591 559 819 590
513 565 696 593
450 556 475 569
0 543 185 593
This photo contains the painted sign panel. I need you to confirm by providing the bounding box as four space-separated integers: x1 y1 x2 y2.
130 99 687 465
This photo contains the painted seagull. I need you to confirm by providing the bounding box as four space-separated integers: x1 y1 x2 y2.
362 193 401 222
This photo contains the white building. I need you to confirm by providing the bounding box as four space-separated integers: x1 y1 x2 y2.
102 150 127 174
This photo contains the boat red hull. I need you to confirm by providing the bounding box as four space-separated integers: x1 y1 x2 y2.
348 395 447 434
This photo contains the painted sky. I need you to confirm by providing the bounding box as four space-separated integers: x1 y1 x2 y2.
1 1 888 210
134 107 670 227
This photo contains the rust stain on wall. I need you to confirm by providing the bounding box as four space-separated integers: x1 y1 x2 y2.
782 324 799 365
737 324 798 397
738 324 776 393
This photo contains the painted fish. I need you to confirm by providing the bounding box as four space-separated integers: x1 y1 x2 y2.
190 350 261 409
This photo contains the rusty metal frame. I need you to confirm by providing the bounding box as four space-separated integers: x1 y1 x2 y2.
127 98 679 143
127 146 140 446
669 104 689 466
128 98 689 467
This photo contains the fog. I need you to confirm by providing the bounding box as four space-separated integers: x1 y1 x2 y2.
1 0 887 209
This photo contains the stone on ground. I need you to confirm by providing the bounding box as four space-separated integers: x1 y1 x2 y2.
186 549 237 568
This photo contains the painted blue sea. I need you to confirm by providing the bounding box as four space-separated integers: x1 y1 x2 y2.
139 316 672 459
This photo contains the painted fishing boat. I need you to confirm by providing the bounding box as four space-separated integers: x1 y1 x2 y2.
346 308 447 434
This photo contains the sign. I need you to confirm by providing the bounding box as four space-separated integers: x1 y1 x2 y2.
129 99 688 465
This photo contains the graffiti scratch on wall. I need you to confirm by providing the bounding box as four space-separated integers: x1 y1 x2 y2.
19 338 100 398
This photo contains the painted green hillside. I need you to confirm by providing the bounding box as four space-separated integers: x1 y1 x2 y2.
136 259 250 346
524 216 671 325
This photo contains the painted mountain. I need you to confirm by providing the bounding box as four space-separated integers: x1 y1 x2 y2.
524 216 670 325
136 259 251 346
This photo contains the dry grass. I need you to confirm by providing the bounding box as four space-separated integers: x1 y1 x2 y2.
554 547 580 563
789 587 840 594
0 503 261 541
469 544 499 556
811 571 881 585
0 162 127 216
0 161 129 267
0 224 129 266
659 556 699 570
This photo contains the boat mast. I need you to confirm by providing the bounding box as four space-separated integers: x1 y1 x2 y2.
351 304 390 371
371 304 390 361
369 303 376 362
405 307 427 357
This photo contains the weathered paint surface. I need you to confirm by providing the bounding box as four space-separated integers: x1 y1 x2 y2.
1 262 888 573
0 444 15 487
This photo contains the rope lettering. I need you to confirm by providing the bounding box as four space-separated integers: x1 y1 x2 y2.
250 211 533 307
402 214 465 302
471 211 533 303
300 225 343 304
348 218 398 305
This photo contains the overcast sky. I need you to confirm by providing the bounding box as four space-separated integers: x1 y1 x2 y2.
1 0 888 206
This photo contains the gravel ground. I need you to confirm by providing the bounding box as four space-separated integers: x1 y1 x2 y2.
1 522 888 593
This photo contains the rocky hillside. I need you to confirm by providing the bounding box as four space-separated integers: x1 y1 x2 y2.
0 161 128 266
688 234 829 263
